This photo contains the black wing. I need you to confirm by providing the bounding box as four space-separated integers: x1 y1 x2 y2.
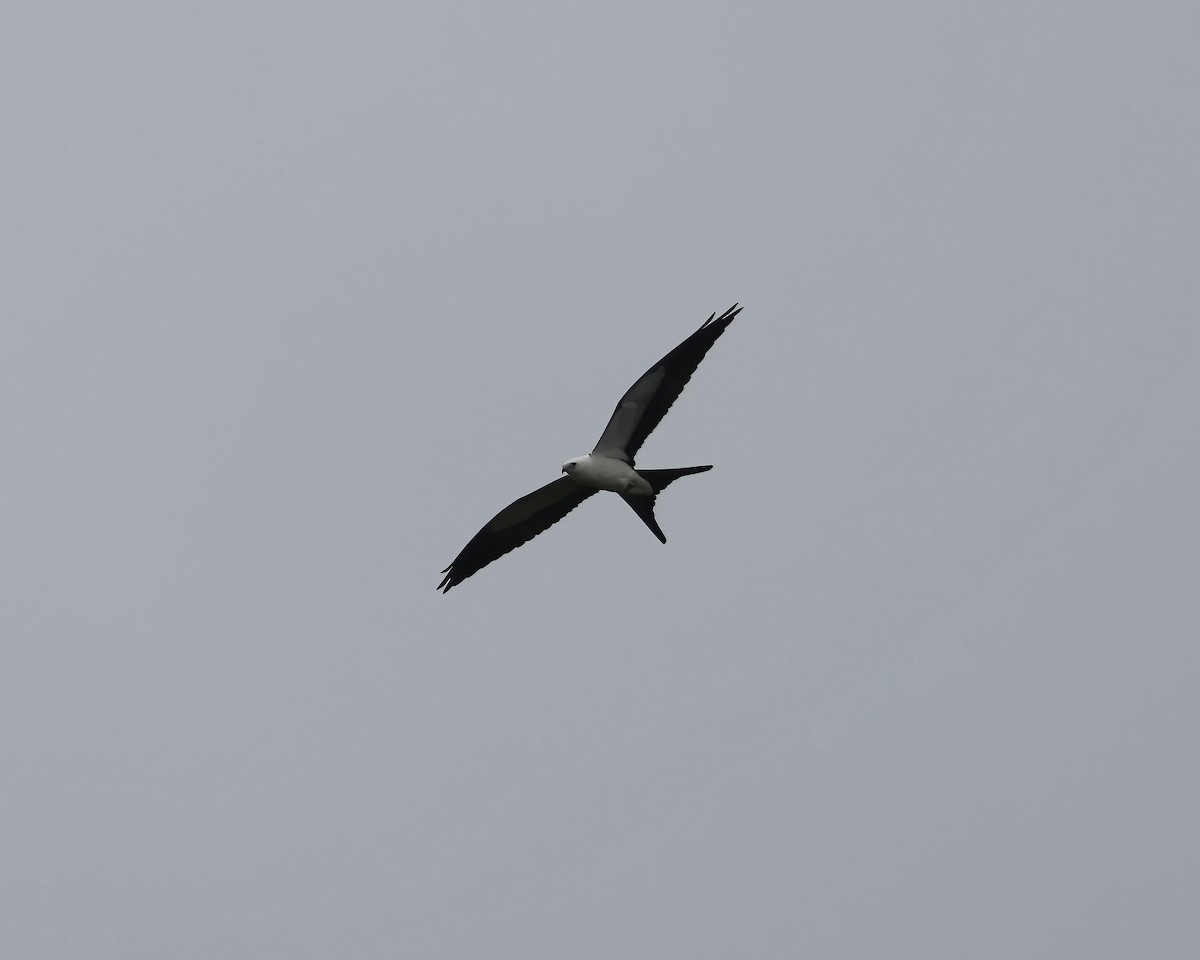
438 476 598 593
591 304 740 465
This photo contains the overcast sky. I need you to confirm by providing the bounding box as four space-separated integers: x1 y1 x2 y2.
2 2 1197 957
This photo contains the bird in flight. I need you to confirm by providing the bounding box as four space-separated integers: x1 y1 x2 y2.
438 304 741 593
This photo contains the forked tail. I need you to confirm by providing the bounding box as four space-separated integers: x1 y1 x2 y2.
621 465 713 543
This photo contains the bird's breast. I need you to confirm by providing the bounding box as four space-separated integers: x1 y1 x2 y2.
570 455 652 495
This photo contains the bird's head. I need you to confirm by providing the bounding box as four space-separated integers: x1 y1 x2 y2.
561 455 588 475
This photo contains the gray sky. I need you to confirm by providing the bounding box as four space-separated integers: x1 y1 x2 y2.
3 1 1197 957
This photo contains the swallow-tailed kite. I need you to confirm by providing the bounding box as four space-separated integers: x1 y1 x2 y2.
438 304 740 593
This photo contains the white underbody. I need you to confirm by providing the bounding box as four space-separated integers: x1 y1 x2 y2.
562 454 653 495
